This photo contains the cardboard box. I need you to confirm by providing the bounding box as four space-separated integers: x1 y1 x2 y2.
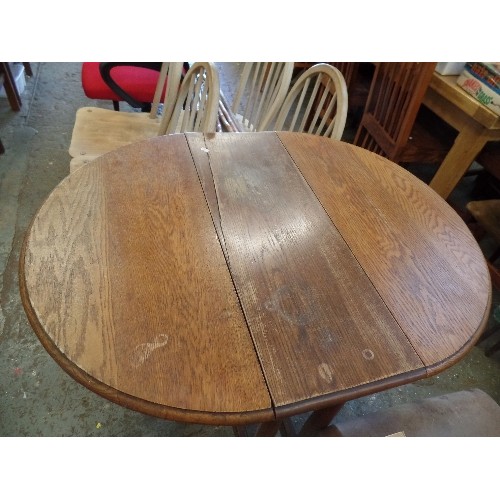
457 62 500 116
435 62 466 75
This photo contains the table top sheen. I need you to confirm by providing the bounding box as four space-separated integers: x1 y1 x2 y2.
19 132 491 425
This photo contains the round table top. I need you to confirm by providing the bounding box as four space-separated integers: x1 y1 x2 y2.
20 132 491 425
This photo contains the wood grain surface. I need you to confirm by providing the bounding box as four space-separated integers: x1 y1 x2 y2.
69 107 162 158
20 132 491 425
277 132 491 373
194 133 423 408
21 134 272 425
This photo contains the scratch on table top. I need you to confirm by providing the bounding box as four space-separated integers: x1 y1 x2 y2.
318 363 334 384
362 349 375 360
130 334 169 368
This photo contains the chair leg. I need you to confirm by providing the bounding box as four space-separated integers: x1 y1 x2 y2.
23 63 33 77
112 101 120 111
480 324 500 343
1 62 22 111
489 246 500 263
0 137 5 155
485 339 500 357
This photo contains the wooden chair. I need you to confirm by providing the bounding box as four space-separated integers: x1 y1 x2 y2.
353 62 455 165
272 63 348 140
69 62 184 172
218 91 243 132
165 62 220 134
291 62 370 141
293 62 359 95
229 62 294 132
291 62 368 110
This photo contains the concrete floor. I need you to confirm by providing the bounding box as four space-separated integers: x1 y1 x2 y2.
1 62 499 437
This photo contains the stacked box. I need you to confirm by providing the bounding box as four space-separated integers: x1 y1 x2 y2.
435 62 466 75
457 62 500 116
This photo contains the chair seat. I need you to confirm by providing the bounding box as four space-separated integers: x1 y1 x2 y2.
398 106 457 164
320 389 500 437
359 111 453 165
81 63 163 103
69 107 161 161
353 63 460 166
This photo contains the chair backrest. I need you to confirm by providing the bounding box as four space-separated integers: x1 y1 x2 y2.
90 62 184 125
165 62 220 134
83 62 187 114
149 62 183 125
272 63 348 140
353 62 436 162
231 62 294 131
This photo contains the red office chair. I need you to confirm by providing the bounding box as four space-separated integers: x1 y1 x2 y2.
81 62 189 112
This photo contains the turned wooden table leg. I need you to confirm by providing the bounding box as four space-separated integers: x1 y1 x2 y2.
233 420 286 437
297 404 344 436
279 418 297 437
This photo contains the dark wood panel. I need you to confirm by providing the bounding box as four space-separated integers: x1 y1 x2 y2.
21 134 272 422
20 131 491 427
278 132 491 371
200 132 422 408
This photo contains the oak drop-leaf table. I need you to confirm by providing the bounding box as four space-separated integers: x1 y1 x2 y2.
20 132 491 436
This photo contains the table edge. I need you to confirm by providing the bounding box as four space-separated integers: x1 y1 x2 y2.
19 269 276 426
18 186 275 427
19 132 493 426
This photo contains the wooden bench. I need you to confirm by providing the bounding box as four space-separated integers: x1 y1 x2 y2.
319 389 500 437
